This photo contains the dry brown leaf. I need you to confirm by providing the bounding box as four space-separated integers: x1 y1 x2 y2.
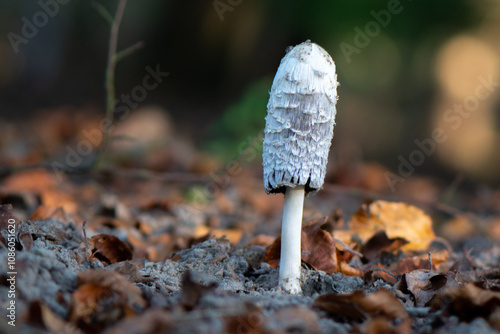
448 251 478 282
362 230 408 261
313 290 367 319
262 235 281 269
301 217 337 273
28 301 85 334
314 289 411 334
395 269 459 307
69 270 146 330
431 283 500 329
262 217 338 274
367 264 399 284
373 250 450 282
84 234 133 264
339 262 362 276
348 200 435 252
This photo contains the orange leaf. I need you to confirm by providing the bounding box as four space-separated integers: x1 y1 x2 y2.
193 225 242 244
348 200 435 252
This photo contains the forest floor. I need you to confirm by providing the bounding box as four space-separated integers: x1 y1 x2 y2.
1 108 500 334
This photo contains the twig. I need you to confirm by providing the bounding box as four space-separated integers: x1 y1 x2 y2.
81 220 92 266
428 251 433 271
95 0 127 169
93 0 144 170
333 237 363 258
91 1 114 25
115 41 145 62
373 267 399 281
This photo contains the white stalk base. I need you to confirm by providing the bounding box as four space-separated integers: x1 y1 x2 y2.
279 186 305 294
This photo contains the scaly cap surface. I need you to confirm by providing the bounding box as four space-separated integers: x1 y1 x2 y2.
263 40 339 194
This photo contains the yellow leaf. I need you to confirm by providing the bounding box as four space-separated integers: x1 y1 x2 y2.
349 200 435 252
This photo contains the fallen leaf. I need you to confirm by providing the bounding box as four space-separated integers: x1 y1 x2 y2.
362 230 408 261
313 289 411 334
84 234 133 265
348 200 435 252
431 282 500 329
262 235 281 268
194 225 242 244
28 301 85 334
395 269 459 307
301 217 337 274
339 262 362 277
372 250 450 283
449 251 478 282
69 270 146 331
263 217 338 274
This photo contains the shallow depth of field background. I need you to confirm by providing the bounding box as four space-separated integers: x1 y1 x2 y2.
0 0 499 189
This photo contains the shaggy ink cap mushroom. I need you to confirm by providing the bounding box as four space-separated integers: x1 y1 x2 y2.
263 40 338 195
262 40 339 294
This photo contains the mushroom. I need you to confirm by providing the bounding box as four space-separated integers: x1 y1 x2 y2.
262 40 339 294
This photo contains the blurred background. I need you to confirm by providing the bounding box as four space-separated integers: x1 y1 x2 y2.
0 0 499 201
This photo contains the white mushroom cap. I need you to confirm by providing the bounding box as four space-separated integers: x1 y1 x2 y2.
263 40 339 195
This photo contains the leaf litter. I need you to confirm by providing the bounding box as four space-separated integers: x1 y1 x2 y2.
2 111 500 333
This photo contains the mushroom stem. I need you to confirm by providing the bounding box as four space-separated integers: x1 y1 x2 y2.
279 185 305 294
